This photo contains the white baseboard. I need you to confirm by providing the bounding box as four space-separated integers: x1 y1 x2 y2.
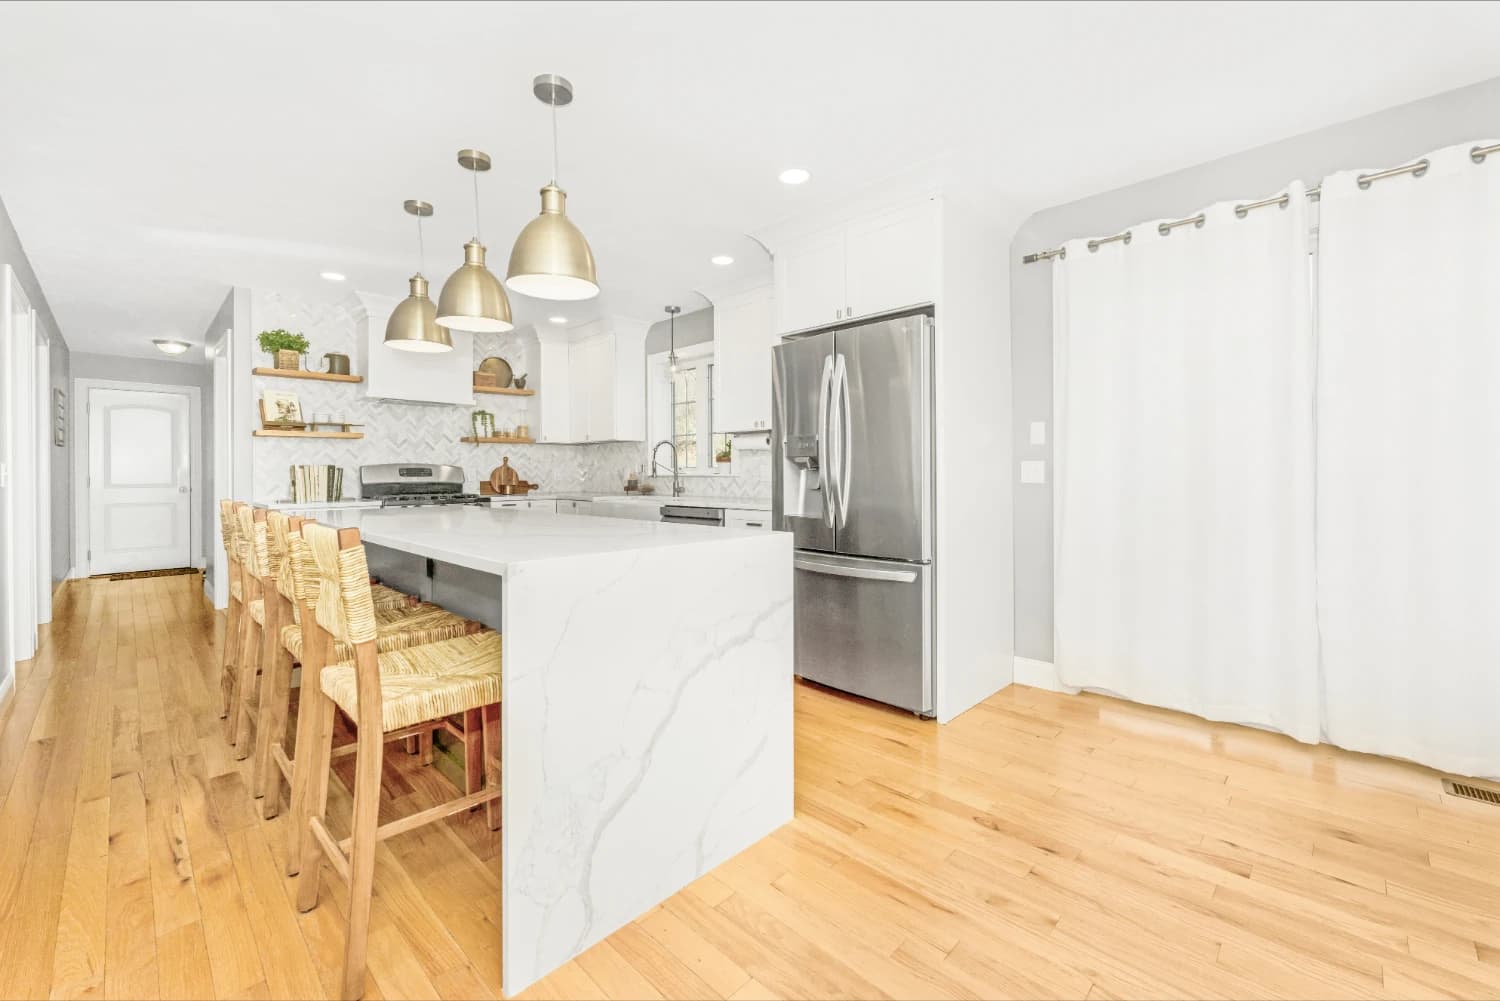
0 671 15 718
1013 657 1079 695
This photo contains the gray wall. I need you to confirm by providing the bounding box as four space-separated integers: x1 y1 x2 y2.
1 194 72 582
71 351 214 567
644 304 713 355
1009 74 1500 663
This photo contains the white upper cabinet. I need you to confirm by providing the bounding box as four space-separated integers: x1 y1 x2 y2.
354 292 475 406
772 197 941 333
774 227 846 333
539 318 647 443
844 200 941 321
713 285 776 433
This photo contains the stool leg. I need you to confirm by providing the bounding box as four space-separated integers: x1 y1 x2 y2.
219 592 241 719
294 691 335 910
231 614 262 759
463 708 482 803
254 632 294 818
339 717 383 1001
482 703 501 832
418 729 434 766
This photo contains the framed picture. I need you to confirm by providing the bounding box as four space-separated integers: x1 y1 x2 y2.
260 389 303 426
53 387 65 446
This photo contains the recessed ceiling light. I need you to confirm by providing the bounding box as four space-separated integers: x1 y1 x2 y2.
710 255 734 266
153 338 191 355
778 168 811 185
548 315 568 324
321 271 346 282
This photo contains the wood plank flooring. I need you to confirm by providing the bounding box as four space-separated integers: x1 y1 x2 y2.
2 574 1499 999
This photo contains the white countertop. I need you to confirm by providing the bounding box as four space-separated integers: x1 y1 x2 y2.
316 504 774 575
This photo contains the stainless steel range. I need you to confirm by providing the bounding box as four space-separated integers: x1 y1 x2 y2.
358 463 485 508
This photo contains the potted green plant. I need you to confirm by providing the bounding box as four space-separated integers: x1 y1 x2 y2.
258 329 310 371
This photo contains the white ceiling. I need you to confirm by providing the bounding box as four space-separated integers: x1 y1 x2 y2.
3 1 1499 360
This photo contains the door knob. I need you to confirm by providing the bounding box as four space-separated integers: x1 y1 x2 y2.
178 486 189 493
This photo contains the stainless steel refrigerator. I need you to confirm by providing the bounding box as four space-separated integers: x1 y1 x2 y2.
773 307 934 716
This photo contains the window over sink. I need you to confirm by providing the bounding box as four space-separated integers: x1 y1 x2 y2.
647 344 732 475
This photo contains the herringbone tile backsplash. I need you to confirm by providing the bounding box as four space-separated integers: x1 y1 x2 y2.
248 290 769 503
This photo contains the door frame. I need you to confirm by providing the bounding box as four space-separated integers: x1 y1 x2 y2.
72 378 202 578
5 264 37 663
34 324 51 624
208 326 233 608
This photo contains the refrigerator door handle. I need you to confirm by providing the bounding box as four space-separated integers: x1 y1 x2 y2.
836 353 853 528
794 555 918 583
818 354 837 528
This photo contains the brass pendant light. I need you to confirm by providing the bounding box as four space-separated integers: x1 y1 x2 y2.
385 199 452 353
506 74 600 302
436 149 514 332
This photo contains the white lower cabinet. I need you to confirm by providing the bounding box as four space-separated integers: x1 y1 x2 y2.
725 510 772 531
490 498 556 512
557 499 594 515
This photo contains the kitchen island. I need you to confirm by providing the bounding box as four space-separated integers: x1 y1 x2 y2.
306 505 794 995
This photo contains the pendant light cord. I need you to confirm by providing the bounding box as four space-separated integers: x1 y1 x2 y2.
416 211 426 275
551 98 560 186
472 167 482 242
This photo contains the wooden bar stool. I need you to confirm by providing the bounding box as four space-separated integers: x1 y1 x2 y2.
251 511 483 820
290 522 501 1001
216 498 246 722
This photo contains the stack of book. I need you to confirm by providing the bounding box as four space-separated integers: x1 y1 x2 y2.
289 464 345 503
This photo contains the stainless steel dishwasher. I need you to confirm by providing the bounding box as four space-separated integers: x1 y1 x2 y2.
659 505 724 527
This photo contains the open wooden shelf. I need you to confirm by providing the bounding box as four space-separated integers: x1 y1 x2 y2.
472 385 535 396
253 429 364 439
253 367 363 384
460 435 536 445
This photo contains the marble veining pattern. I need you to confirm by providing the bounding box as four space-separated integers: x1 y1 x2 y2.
500 534 794 994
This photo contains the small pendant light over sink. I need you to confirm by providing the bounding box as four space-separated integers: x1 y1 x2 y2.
506 74 600 301
385 199 452 353
437 149 513 333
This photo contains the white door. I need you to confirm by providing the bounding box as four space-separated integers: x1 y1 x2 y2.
88 388 192 574
774 226 846 332
844 199 940 320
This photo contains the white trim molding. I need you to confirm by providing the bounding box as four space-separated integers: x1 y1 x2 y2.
1013 656 1079 695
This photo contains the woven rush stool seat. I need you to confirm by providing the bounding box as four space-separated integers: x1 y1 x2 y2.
279 600 478 661
318 631 503 733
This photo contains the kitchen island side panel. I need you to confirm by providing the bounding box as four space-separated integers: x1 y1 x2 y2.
500 532 794 995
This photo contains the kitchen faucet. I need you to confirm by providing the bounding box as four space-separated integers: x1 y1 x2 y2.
651 440 684 497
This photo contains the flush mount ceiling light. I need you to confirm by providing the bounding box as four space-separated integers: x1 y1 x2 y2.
778 167 811 185
385 199 452 353
320 271 346 282
437 148 514 333
153 338 191 355
506 74 600 302
548 315 568 324
665 305 681 374
710 255 734 266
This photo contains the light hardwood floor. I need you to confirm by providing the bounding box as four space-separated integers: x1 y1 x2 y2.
2 575 1499 1000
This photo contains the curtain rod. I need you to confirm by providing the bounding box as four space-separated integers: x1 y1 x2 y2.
1020 142 1500 264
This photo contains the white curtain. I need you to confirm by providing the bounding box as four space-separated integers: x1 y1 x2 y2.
1317 141 1500 778
1053 184 1321 742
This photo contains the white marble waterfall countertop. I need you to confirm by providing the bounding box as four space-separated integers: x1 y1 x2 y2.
312 501 794 995
313 504 767 574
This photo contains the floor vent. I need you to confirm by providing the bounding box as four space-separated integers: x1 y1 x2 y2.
1442 778 1500 806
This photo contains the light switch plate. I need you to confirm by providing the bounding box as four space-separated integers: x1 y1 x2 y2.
1020 460 1046 485
1029 421 1047 446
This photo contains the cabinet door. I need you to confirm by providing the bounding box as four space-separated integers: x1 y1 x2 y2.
567 337 598 442
587 337 616 441
539 337 575 443
844 199 940 320
774 226 846 333
726 510 772 531
713 285 776 432
527 499 558 513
